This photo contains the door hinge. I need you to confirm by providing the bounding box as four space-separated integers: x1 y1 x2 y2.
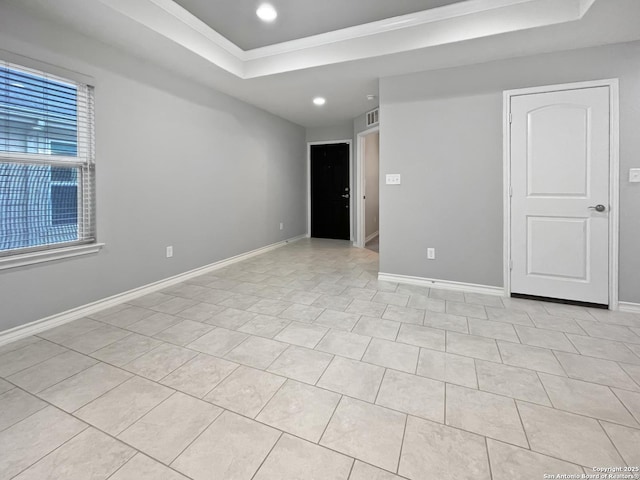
509 259 513 270
509 113 513 124
509 186 513 197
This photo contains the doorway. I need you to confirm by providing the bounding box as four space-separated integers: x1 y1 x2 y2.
504 80 619 308
309 142 351 240
363 131 380 252
356 127 380 249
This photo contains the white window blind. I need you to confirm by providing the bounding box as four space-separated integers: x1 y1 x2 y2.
0 60 95 256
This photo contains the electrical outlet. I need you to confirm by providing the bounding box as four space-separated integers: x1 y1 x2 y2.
166 246 173 258
280 222 284 230
630 168 640 183
386 174 401 185
427 248 436 260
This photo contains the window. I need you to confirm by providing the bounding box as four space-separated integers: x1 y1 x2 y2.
0 60 96 259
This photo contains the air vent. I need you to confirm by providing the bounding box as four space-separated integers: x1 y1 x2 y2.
366 108 379 127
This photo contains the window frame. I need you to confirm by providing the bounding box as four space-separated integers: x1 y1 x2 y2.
0 55 103 270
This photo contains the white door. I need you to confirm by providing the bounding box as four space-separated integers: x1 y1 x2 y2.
510 86 610 305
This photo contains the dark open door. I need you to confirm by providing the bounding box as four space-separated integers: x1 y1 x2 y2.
311 143 350 240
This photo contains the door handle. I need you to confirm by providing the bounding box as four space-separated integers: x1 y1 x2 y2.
588 204 607 212
341 194 350 198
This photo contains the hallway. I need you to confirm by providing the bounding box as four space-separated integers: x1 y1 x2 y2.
0 239 639 479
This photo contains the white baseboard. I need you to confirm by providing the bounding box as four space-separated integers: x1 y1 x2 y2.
365 231 379 243
377 272 505 296
619 302 640 314
0 234 308 347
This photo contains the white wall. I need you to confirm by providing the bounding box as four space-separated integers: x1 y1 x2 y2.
364 132 380 239
0 5 307 331
379 40 640 303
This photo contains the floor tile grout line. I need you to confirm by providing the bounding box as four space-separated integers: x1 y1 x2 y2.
100 383 176 437
9 420 92 479
0 392 48 434
311 350 337 387
472 358 480 390
549 349 572 378
485 436 495 480
248 431 284 480
443 382 448 426
534 370 555 407
345 457 356 480
167 407 226 473
0 342 71 379
35 320 105 345
619 363 640 391
442 375 640 432
596 418 631 467
5 348 99 392
513 398 532 450
514 398 639 467
103 451 146 480
197 363 242 401
316 393 343 447
373 368 388 406
543 356 640 394
121 342 198 380
253 377 290 421
609 388 640 426
395 413 409 475
11 352 133 413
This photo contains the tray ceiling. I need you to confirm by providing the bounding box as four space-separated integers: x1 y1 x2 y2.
173 0 467 50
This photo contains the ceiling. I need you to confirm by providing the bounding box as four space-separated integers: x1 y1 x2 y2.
3 0 640 128
173 0 467 50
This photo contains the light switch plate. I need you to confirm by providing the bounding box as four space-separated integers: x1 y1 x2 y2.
386 174 401 185
630 168 640 183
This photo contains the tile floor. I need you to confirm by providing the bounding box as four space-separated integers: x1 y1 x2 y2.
1 238 640 479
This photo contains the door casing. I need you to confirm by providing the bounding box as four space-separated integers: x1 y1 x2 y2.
307 140 353 242
503 79 620 310
356 126 380 248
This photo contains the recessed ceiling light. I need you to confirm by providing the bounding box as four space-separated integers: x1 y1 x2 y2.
313 97 326 106
256 3 277 22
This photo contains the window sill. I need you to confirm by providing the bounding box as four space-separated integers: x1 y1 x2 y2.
0 243 105 271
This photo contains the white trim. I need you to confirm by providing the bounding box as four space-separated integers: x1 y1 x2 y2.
356 126 380 248
0 48 95 86
0 234 307 347
618 302 640 314
149 0 245 58
94 0 595 79
246 0 532 59
503 79 620 309
307 140 353 241
365 231 379 243
0 243 105 271
378 272 504 296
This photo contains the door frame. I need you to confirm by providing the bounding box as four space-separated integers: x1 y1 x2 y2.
356 126 380 248
307 140 354 241
502 79 620 309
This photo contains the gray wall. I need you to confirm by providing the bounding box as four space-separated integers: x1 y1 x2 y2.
0 6 307 331
379 40 640 303
306 123 353 143
364 132 380 238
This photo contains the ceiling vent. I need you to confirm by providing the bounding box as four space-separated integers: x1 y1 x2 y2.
366 108 379 127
